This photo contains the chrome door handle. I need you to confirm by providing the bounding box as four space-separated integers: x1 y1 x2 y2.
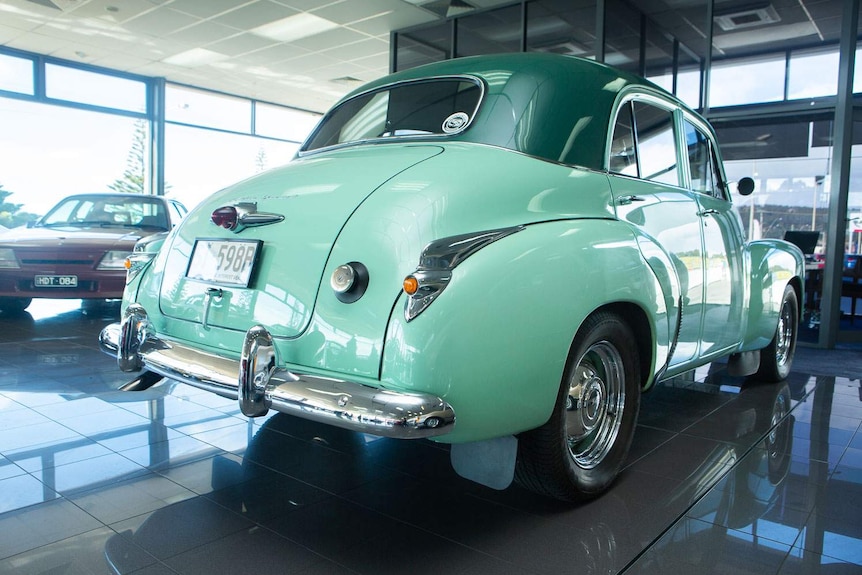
697 208 719 217
617 195 645 205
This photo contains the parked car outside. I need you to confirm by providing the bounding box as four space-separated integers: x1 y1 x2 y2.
99 53 804 501
0 192 186 314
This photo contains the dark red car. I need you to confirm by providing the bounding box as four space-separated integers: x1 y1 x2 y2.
0 193 186 313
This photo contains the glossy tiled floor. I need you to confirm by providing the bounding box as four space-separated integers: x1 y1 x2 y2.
1 300 861 575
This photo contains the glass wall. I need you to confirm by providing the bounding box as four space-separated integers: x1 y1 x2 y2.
0 48 321 220
0 98 148 218
165 125 300 209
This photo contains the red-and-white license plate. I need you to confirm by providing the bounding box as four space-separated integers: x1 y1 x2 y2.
34 275 78 288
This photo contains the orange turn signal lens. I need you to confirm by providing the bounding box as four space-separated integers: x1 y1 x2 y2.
124 257 132 270
403 276 419 295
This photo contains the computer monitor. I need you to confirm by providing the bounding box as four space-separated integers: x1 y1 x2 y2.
783 231 820 255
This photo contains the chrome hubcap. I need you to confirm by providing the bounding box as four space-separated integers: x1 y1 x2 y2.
565 341 625 469
775 299 795 367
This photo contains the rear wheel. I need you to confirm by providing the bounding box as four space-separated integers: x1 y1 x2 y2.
0 297 31 314
515 311 641 501
755 285 798 382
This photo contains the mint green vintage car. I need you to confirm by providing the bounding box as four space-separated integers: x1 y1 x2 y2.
100 53 804 501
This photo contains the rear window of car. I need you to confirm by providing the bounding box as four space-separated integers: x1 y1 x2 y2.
302 77 483 152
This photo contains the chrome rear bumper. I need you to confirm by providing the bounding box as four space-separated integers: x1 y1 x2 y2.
99 304 455 439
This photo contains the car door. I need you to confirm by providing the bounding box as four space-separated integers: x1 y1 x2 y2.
608 97 706 366
683 118 747 357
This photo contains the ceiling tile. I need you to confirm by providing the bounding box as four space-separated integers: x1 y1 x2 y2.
206 32 277 57
0 3 53 32
309 0 398 25
168 20 243 44
349 51 390 72
212 0 298 30
123 7 200 36
90 51 155 71
343 5 437 36
0 22 26 43
271 51 340 74
169 0 255 20
318 36 388 61
289 26 367 51
66 0 157 24
6 31 68 55
233 41 308 64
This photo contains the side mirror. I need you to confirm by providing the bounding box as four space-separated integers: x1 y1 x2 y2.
737 177 755 196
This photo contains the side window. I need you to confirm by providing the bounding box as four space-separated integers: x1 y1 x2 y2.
632 102 679 186
684 120 724 198
610 102 637 176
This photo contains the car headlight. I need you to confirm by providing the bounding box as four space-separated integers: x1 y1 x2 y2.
0 248 20 269
402 226 524 322
97 250 131 270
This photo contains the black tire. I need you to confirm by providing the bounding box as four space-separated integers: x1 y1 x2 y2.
0 297 31 314
755 285 798 382
515 311 641 501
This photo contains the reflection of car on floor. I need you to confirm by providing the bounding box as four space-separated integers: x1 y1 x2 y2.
100 53 804 501
0 193 186 314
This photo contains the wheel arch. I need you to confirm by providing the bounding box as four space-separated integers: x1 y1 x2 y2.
588 301 654 392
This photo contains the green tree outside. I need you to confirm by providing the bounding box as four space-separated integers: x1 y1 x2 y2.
0 184 39 229
108 119 147 195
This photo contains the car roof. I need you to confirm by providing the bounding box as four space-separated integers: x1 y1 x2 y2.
327 53 686 170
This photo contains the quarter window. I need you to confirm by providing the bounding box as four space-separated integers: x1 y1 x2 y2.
684 121 725 199
632 102 678 186
610 102 637 176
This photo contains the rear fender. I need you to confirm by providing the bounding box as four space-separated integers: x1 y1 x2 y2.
381 219 666 443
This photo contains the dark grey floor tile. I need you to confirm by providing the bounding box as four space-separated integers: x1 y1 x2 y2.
0 526 157 574
204 467 332 523
0 498 102 559
111 497 254 561
119 434 222 471
165 527 321 575
154 453 262 495
40 451 149 496
0 455 25 481
624 516 790 575
69 472 198 524
778 546 862 574
9 436 113 473
0 473 60 513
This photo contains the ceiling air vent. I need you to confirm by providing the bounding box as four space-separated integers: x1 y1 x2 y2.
715 3 781 32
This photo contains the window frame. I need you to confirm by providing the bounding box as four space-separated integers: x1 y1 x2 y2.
606 90 731 201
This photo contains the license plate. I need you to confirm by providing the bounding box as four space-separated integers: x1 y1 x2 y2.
34 275 78 288
186 239 262 287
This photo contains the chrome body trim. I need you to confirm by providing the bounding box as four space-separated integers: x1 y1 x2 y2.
99 310 455 439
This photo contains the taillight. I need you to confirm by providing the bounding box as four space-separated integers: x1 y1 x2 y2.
211 207 239 230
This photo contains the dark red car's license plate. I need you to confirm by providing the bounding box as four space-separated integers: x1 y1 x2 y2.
34 275 78 287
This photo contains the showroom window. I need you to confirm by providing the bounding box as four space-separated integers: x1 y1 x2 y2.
0 52 34 95
45 63 147 113
166 84 252 133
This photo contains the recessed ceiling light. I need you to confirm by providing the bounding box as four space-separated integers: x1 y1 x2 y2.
251 13 339 43
164 48 229 67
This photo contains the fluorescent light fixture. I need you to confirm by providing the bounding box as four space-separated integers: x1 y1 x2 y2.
163 48 229 67
251 13 339 43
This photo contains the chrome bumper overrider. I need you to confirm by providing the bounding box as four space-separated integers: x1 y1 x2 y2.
99 304 455 439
